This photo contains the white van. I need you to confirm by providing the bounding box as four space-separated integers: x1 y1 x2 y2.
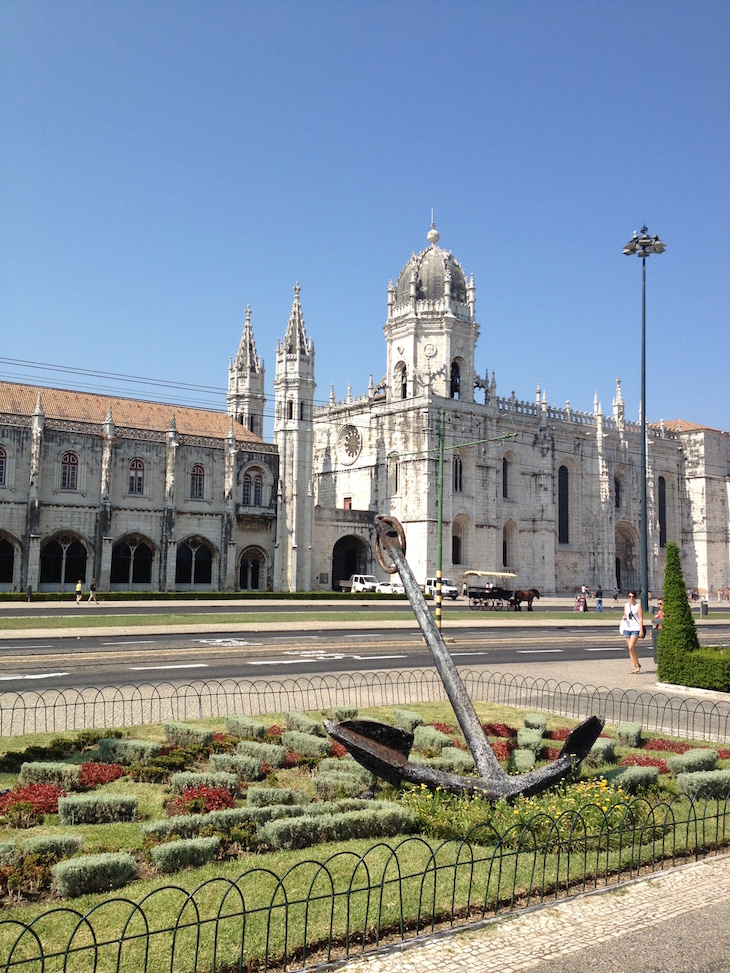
424 577 459 600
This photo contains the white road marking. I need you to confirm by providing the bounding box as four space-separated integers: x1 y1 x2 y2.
195 638 262 647
247 653 407 666
102 640 156 646
584 646 627 652
129 664 209 671
516 649 564 654
451 651 491 657
0 672 70 681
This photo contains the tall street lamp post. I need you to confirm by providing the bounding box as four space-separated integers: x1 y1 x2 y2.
622 225 666 613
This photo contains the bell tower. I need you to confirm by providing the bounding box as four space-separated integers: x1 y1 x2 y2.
384 223 479 402
227 306 265 438
273 283 316 591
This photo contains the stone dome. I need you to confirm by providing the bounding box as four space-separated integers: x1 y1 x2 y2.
394 234 468 305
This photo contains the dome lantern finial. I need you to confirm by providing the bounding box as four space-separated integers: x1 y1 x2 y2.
426 214 439 246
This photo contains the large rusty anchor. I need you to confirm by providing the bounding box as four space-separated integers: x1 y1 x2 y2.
324 515 604 799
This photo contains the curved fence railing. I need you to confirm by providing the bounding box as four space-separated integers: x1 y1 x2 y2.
3 669 730 742
1 795 729 973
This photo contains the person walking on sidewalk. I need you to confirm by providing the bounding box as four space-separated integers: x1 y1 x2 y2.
88 579 97 605
595 585 603 613
75 579 83 605
620 589 644 673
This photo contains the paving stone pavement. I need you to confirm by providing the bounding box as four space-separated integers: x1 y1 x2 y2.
330 854 730 973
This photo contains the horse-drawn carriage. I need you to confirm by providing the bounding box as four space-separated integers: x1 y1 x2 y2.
464 570 516 610
463 571 541 611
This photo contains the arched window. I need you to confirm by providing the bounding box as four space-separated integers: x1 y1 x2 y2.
502 457 510 498
61 452 78 490
240 552 263 590
287 400 293 420
389 453 400 494
502 521 517 569
614 477 621 510
452 534 462 565
111 539 153 585
395 363 407 400
658 475 667 548
129 458 144 495
253 475 263 506
175 539 213 585
299 401 305 421
242 474 251 506
0 537 14 584
453 456 463 492
0 446 6 486
190 465 205 499
40 537 87 585
450 361 461 399
558 465 570 544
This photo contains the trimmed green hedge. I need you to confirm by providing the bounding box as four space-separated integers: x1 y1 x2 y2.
52 852 138 897
150 836 220 873
658 645 730 693
226 715 266 739
163 722 215 747
259 805 419 851
18 761 81 790
236 740 287 768
57 794 139 825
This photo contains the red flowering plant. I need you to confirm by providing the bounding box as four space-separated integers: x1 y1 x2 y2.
482 722 518 739
490 740 516 763
330 741 348 759
643 738 691 754
168 785 235 816
546 726 573 742
79 762 125 788
620 755 669 773
429 722 455 735
0 783 66 828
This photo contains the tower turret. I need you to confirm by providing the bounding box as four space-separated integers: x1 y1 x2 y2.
228 305 265 438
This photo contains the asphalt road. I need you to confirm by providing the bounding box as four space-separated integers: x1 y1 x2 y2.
3 622 730 691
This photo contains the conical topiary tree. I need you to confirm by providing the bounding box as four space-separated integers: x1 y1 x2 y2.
657 541 699 667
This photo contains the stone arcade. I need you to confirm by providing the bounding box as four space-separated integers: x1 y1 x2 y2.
1 226 728 596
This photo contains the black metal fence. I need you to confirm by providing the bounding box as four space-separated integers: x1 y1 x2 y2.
3 669 730 743
1 796 729 973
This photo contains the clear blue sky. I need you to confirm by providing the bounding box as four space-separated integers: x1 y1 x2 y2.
2 2 728 436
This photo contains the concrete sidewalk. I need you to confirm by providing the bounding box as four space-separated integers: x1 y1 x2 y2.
332 854 730 973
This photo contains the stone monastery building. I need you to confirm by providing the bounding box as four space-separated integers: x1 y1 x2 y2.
1 226 728 597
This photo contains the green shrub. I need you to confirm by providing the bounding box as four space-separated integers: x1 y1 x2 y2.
169 771 238 794
331 706 358 721
17 835 83 862
209 753 262 781
283 712 325 736
393 710 424 731
657 646 730 693
312 771 362 800
259 805 419 851
318 757 373 784
657 540 700 663
618 766 659 794
675 770 730 799
52 852 138 897
0 840 18 864
432 747 475 774
516 728 544 753
225 715 265 739
235 740 288 768
667 749 719 776
281 731 332 757
588 739 616 765
524 713 547 733
163 722 215 747
18 761 81 790
57 794 139 825
617 723 642 748
413 725 451 754
510 749 536 773
247 787 297 807
150 836 220 873
98 738 161 765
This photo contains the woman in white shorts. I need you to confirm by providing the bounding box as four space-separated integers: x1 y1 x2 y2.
621 589 644 674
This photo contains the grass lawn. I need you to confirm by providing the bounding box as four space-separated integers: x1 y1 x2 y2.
2 701 730 973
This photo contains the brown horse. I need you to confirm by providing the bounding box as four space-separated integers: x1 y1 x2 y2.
513 588 540 611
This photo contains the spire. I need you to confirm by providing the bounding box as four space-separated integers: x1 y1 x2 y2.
285 281 311 356
234 305 262 373
34 392 44 417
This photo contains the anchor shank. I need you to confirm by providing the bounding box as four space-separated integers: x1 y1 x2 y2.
375 517 505 781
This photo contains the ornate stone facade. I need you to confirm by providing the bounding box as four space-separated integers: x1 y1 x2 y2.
1 226 728 596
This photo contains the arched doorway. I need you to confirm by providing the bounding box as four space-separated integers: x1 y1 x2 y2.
331 535 370 592
39 534 89 590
